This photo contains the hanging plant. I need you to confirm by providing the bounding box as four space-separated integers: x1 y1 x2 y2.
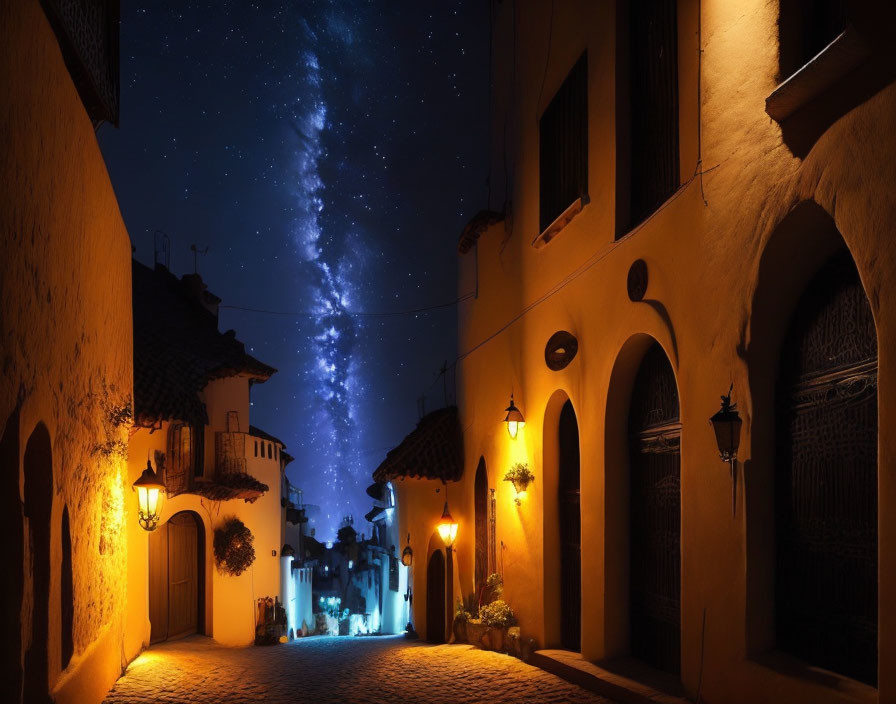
214 517 256 576
503 463 535 494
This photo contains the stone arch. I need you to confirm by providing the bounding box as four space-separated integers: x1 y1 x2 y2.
23 422 53 704
604 334 681 662
746 201 878 683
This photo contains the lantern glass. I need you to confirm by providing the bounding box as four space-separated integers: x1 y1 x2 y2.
133 460 166 531
436 501 458 547
504 396 525 439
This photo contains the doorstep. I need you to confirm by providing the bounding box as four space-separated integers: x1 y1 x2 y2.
529 650 691 704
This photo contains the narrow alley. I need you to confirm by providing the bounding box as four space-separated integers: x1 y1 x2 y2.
103 636 612 704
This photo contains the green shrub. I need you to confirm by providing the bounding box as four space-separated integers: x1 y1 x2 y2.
479 599 516 629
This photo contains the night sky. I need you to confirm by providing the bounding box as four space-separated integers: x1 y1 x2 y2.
99 1 489 541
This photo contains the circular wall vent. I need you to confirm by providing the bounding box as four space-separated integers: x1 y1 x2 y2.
545 331 578 371
627 259 648 301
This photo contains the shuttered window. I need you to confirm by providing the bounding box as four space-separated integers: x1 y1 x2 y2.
539 52 588 234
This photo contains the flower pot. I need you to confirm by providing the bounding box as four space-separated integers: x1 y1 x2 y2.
484 626 504 651
466 620 488 648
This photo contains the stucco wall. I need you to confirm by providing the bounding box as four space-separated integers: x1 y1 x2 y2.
398 1 896 703
1 1 134 702
126 376 285 649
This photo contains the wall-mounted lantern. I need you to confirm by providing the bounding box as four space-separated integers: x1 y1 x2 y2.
436 502 458 547
401 533 413 567
503 393 525 439
132 459 166 531
710 385 742 463
503 462 535 506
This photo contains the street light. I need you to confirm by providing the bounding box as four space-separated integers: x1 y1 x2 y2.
436 502 458 547
132 459 166 531
503 394 525 439
710 385 742 463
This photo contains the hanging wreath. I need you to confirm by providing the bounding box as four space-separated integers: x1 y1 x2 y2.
214 517 256 576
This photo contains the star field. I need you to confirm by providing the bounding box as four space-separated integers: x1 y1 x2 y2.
99 1 488 540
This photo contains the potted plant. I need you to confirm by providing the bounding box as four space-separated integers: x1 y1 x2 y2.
479 599 516 651
503 463 535 505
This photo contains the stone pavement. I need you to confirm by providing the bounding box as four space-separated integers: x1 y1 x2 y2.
104 635 616 703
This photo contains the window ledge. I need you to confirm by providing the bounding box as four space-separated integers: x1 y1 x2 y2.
532 195 588 249
766 27 871 122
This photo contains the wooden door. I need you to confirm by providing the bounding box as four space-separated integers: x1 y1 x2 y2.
475 459 488 591
558 400 581 652
426 550 446 643
629 342 681 675
149 511 201 644
776 252 877 685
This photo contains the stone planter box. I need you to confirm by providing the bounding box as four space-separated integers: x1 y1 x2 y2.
461 619 509 652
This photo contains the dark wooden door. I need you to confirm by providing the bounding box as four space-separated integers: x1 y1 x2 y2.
776 252 877 686
426 550 446 643
149 511 201 644
559 400 581 651
629 342 681 675
475 459 489 591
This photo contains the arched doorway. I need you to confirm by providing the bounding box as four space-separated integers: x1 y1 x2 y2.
474 458 488 591
628 342 680 675
426 550 446 643
149 511 204 643
775 250 877 685
23 423 53 703
558 400 581 651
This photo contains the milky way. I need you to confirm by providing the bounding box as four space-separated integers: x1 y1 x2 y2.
288 42 362 531
99 1 488 541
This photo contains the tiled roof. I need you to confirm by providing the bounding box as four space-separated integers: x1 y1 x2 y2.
249 425 285 446
133 260 276 426
373 406 463 482
457 209 504 254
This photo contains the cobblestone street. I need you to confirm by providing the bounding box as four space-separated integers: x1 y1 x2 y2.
104 635 614 704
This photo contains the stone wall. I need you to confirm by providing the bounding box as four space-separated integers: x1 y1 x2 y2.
0 1 133 702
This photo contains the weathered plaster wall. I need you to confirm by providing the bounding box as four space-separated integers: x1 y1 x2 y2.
126 376 285 649
405 1 896 703
1 2 134 702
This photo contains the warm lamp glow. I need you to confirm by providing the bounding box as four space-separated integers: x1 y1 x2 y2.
436 501 458 547
132 460 166 531
504 394 525 439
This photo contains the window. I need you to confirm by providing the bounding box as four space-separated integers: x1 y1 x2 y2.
254 440 258 457
539 52 588 235
267 443 272 459
617 0 680 235
778 0 849 79
167 423 204 491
